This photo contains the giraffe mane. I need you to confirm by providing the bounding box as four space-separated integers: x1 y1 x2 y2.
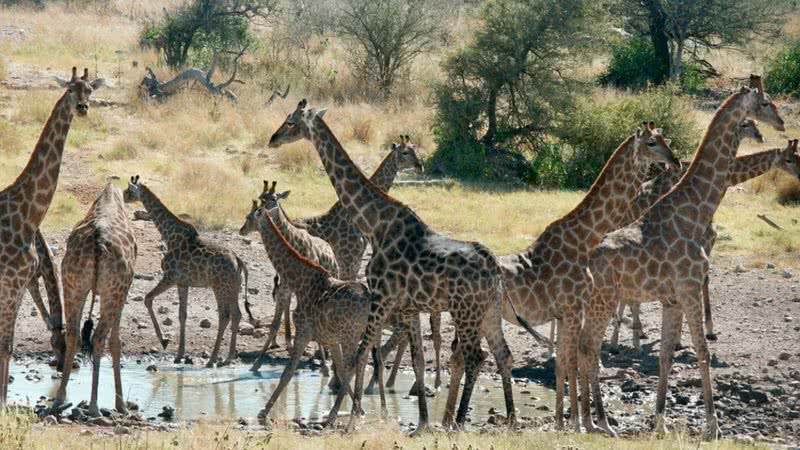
140 184 199 237
261 207 330 276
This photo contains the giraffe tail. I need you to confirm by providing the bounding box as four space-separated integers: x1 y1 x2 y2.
237 256 255 324
500 279 552 347
82 240 107 356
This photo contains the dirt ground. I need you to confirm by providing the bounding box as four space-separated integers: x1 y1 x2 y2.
11 216 800 445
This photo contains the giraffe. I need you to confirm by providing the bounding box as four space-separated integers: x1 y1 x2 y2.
239 199 383 428
268 100 519 431
288 136 425 281
250 180 339 374
578 77 785 439
0 67 102 406
27 230 67 371
492 123 678 430
610 120 800 350
123 176 252 367
51 183 137 416
255 180 339 355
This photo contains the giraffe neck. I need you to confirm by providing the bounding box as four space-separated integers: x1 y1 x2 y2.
727 148 782 186
138 185 197 244
369 150 402 192
306 116 407 238
541 136 651 253
652 92 748 238
6 92 74 231
256 210 328 287
268 206 303 244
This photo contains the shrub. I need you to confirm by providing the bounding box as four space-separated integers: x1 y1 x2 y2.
600 37 668 89
766 38 800 96
556 85 700 189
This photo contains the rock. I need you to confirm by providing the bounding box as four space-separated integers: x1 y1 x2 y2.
766 263 776 269
768 359 779 367
80 429 93 436
134 273 155 281
621 378 641 393
157 406 175 421
31 310 38 317
88 416 114 427
253 328 266 339
114 426 131 435
157 306 169 314
199 319 212 329
131 296 144 302
59 418 73 425
734 264 747 273
675 394 691 405
780 352 792 361
247 287 259 295
785 316 794 323
239 323 255 336
133 210 151 221
146 365 158 372
163 317 173 326
783 270 793 279
44 415 58 425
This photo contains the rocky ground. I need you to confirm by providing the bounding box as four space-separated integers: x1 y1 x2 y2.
9 214 800 444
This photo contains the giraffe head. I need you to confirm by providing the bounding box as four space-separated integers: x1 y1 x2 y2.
392 135 425 174
738 119 764 144
239 199 264 236
745 75 784 131
268 99 326 148
258 179 291 211
635 122 680 169
54 67 104 117
123 175 142 203
776 139 800 181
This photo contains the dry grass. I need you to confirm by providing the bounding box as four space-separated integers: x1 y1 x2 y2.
0 56 6 82
0 410 767 450
0 121 24 155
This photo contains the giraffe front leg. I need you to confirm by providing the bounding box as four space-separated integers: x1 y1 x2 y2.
454 330 485 429
442 337 463 429
52 287 89 413
144 274 176 350
483 306 516 429
110 319 127 414
206 305 230 368
683 295 721 441
407 315 430 434
702 275 716 340
223 287 243 366
655 304 683 436
175 286 188 363
430 312 443 390
261 329 313 424
580 295 618 436
88 300 119 418
609 301 625 349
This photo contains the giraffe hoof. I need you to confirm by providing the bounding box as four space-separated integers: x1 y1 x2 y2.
706 332 718 341
160 339 170 350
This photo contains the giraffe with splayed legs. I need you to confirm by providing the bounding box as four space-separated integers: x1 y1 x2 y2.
240 200 383 428
268 100 528 431
579 76 785 439
0 67 102 406
123 176 252 367
52 183 137 416
27 230 67 371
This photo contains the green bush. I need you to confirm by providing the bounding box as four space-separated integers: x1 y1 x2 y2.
556 85 700 189
766 38 800 96
600 37 668 89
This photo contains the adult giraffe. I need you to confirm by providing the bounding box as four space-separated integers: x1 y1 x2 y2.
0 67 102 406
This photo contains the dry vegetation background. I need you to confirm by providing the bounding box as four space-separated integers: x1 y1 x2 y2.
0 0 799 267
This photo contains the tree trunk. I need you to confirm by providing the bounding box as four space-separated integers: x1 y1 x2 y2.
669 39 684 81
483 88 498 146
642 0 670 85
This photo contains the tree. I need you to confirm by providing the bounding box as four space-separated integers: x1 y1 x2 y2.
338 0 446 96
433 0 604 166
140 0 279 69
614 0 789 81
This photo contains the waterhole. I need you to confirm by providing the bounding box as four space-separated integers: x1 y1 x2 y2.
9 359 555 424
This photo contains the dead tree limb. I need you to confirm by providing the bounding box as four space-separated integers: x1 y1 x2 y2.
757 214 783 230
265 83 291 107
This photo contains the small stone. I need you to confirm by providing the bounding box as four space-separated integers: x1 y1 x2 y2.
199 319 212 329
766 263 776 269
157 406 175 421
157 306 169 314
113 426 130 435
31 310 38 317
88 416 114 427
134 273 155 281
239 323 255 336
675 394 691 405
253 328 266 339
784 270 794 279
131 296 144 302
785 316 794 323
80 429 93 436
768 359 779 367
247 287 259 295
780 352 792 361
44 415 57 425
146 365 158 372
734 264 747 273
163 317 173 326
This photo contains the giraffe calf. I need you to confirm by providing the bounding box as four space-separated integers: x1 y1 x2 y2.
52 183 137 417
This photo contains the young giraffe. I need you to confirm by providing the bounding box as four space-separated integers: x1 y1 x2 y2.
239 200 383 428
51 183 137 416
611 121 800 349
27 230 67 371
0 67 102 406
251 181 339 373
268 100 516 431
578 77 785 439
494 123 678 430
123 176 252 367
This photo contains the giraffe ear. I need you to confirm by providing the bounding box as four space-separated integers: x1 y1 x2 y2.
54 76 69 88
278 190 291 200
314 108 327 118
298 99 307 110
664 139 672 146
90 78 105 90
